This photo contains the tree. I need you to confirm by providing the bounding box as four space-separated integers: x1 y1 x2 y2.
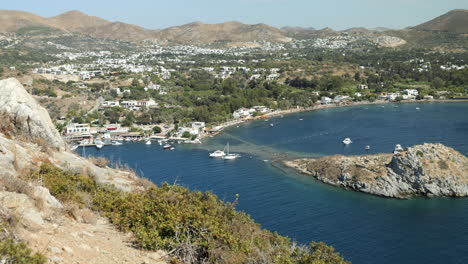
152 126 162 134
431 77 445 90
182 131 191 138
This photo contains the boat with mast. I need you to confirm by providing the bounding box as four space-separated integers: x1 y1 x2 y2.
223 142 240 160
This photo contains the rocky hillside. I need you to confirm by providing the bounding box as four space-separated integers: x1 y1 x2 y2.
285 144 468 198
412 9 468 34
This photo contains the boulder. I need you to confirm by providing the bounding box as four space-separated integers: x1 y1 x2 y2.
0 78 66 150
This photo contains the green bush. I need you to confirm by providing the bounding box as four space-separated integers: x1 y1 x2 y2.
32 163 349 264
152 126 162 134
0 239 46 264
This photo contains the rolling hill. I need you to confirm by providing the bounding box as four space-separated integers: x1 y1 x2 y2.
0 9 467 45
412 9 468 34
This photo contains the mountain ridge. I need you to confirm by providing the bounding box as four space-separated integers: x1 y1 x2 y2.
0 9 467 44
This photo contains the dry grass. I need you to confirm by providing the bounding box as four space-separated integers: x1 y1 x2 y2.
65 204 97 225
0 110 15 138
88 157 109 168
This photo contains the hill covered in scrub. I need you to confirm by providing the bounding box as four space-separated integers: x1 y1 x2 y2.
0 77 348 263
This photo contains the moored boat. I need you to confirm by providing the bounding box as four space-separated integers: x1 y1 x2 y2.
342 138 353 145
209 150 226 158
222 143 240 160
163 144 172 150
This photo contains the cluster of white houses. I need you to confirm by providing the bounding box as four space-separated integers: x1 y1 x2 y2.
233 106 272 119
64 121 206 140
101 99 158 111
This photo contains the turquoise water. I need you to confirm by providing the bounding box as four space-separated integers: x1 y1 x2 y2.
83 102 468 264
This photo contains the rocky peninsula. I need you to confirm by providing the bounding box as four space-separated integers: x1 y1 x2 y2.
284 144 468 198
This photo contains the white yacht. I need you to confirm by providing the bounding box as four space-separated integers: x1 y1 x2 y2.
223 143 241 160
145 140 152 145
112 141 123 146
95 140 104 149
342 138 353 145
209 150 226 158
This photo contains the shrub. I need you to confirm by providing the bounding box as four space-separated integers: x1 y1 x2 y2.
0 239 46 264
152 126 162 134
33 163 349 264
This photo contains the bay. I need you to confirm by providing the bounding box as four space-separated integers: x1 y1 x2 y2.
82 102 468 264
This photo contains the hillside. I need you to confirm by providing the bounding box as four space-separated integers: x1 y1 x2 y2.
0 10 62 32
154 21 291 44
0 10 292 44
412 9 468 33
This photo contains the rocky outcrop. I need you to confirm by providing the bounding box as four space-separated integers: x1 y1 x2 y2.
284 144 468 198
0 78 66 150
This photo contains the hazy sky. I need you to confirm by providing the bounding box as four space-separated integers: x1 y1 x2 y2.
3 0 468 30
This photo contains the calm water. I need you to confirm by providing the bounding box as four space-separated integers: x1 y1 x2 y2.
82 102 468 264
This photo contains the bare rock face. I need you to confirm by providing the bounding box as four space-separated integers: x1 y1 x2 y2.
285 143 468 198
0 78 66 150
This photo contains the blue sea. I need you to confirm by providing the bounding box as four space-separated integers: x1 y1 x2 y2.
81 102 468 264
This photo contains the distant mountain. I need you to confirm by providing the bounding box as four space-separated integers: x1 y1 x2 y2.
0 10 291 44
154 21 291 44
282 26 339 39
0 10 61 32
412 9 468 33
0 9 467 46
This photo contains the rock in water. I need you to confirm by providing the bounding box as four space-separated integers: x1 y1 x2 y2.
0 78 65 150
284 143 468 198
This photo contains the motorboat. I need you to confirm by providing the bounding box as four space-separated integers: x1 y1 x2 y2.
70 145 79 151
416 107 421 110
163 144 172 150
145 140 152 145
365 145 371 151
223 143 240 160
112 141 123 146
209 150 226 158
95 141 104 150
270 123 274 127
342 138 353 145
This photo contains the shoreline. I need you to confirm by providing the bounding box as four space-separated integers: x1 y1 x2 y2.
204 99 468 139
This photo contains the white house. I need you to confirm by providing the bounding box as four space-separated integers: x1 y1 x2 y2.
252 106 270 114
121 100 157 110
101 101 120 108
233 108 252 119
404 89 419 96
191 122 206 132
266 73 280 81
66 123 90 136
334 95 350 103
321 97 333 105
357 84 369 89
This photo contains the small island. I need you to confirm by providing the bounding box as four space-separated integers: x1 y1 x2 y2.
284 143 468 198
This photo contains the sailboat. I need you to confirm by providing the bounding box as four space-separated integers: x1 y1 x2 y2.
223 142 241 160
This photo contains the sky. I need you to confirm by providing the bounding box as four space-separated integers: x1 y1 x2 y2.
2 0 468 30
